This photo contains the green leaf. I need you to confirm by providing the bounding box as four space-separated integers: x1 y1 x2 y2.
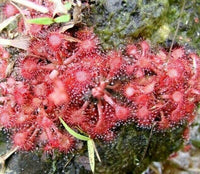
54 14 71 23
27 17 54 25
93 141 101 162
59 117 90 141
87 139 95 173
64 2 72 10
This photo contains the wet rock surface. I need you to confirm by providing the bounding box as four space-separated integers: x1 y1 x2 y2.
5 152 51 174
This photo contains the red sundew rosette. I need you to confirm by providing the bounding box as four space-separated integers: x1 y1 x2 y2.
0 25 200 154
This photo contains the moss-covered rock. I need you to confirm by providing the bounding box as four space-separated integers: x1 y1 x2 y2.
0 123 187 174
85 0 169 49
84 0 200 54
95 125 185 174
53 123 186 174
166 0 200 54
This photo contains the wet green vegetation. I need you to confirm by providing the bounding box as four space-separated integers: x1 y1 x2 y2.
85 0 200 54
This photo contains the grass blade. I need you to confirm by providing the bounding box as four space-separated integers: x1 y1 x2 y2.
0 38 29 50
59 117 90 141
0 14 19 32
93 141 101 162
11 0 49 13
87 139 95 173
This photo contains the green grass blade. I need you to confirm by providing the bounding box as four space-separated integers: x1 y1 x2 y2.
93 141 101 162
59 117 90 141
54 14 71 23
27 17 54 25
87 139 95 173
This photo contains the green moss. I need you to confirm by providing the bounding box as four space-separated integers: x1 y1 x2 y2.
56 123 186 174
166 0 200 54
95 124 185 174
84 0 200 54
0 124 186 173
84 0 169 49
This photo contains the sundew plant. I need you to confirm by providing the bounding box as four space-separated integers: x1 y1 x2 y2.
0 0 200 173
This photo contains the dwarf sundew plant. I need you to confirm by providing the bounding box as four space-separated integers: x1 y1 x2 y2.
0 0 200 173
0 26 200 151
